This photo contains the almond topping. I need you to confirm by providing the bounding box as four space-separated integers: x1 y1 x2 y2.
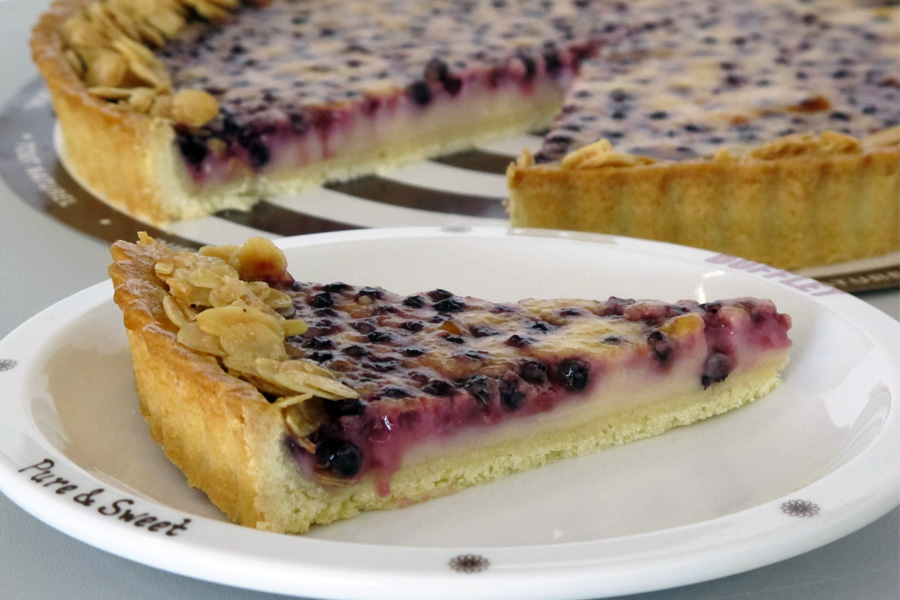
171 89 220 127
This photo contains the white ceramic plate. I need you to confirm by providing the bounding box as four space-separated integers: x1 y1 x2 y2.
0 227 897 600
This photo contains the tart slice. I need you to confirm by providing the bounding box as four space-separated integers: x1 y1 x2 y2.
109 234 792 533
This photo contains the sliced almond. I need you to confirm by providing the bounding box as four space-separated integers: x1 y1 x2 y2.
171 89 220 127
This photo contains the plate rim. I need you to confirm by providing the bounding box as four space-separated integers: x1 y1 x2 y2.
0 226 897 600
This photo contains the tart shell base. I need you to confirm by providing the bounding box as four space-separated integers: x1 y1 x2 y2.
507 145 900 272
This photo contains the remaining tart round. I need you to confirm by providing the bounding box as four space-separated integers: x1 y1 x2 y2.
507 1 900 270
109 234 792 533
34 1 898 268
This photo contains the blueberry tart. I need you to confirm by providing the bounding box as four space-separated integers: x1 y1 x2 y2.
34 0 896 268
109 234 792 533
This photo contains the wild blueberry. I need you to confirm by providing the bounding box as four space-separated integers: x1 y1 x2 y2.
702 351 732 387
407 80 432 106
178 135 208 167
352 320 377 334
316 439 363 478
381 387 410 398
557 359 590 391
647 330 674 364
518 53 537 80
443 76 462 95
423 379 453 396
465 375 493 407
499 378 526 411
505 334 529 348
303 336 334 349
367 330 393 343
343 344 368 358
470 325 497 337
324 398 367 418
543 49 562 75
434 298 466 313
247 142 270 168
357 286 382 300
323 282 351 293
309 292 334 308
519 360 548 385
400 321 425 332
403 295 425 308
310 351 334 363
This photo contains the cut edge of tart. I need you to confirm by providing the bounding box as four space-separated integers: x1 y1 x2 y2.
507 130 900 271
31 0 580 223
109 233 792 533
34 0 900 273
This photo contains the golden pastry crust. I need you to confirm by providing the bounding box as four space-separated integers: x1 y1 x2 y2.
30 0 263 222
507 132 900 271
109 235 791 533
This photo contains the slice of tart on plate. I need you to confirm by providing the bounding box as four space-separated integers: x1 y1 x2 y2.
109 234 792 533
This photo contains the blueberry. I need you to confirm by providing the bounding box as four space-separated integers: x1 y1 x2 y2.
543 49 562 75
505 334 529 348
247 142 270 168
558 359 590 391
499 378 525 411
367 330 393 343
456 349 486 362
324 398 367 418
400 321 424 332
310 351 333 363
519 360 548 385
470 325 497 337
316 439 363 478
428 289 454 300
364 359 400 372
443 76 462 95
289 113 308 135
424 57 449 82
323 282 351 293
177 135 208 167
381 387 410 398
303 336 334 350
352 320 377 334
423 379 453 396
407 80 432 106
647 330 674 364
702 351 732 387
401 346 426 357
403 295 425 308
465 375 493 407
518 53 537 80
434 298 466 313
609 89 634 102
342 344 369 357
310 292 334 308
358 286 382 300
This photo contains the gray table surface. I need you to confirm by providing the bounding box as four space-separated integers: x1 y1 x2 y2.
1 1 897 598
